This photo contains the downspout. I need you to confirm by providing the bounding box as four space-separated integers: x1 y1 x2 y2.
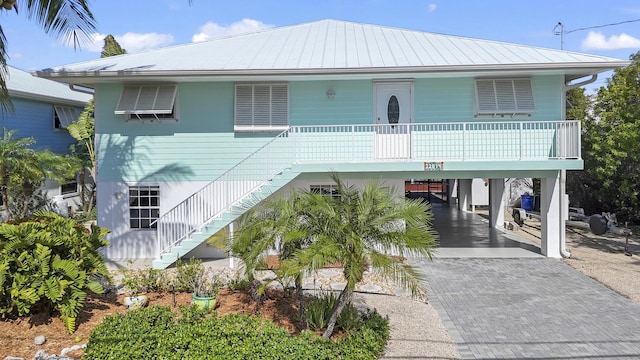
68 84 95 95
559 74 597 258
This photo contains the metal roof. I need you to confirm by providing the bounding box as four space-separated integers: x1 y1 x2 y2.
36 19 628 83
7 66 92 104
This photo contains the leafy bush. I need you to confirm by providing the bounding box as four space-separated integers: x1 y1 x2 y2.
84 304 389 359
305 292 363 333
0 211 110 333
172 258 203 292
121 267 169 294
305 292 337 330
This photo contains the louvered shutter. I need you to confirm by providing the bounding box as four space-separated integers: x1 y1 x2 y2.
235 85 254 126
513 79 535 113
115 85 177 115
271 85 289 127
475 79 498 114
474 78 535 115
54 106 78 128
234 83 289 129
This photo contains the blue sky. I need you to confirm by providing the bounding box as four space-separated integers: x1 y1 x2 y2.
4 0 640 91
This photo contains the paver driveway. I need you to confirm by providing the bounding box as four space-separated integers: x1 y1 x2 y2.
414 258 640 359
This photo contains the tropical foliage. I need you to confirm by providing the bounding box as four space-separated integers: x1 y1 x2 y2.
84 304 389 359
566 51 640 223
0 211 110 333
0 127 80 219
230 173 436 338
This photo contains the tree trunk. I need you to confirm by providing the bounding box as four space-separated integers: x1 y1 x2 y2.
79 168 87 212
295 275 308 331
1 166 10 220
322 288 353 338
87 183 96 213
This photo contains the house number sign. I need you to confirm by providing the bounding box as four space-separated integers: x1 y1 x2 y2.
424 162 444 171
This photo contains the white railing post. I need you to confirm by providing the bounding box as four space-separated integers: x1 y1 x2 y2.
462 123 467 161
519 122 523 160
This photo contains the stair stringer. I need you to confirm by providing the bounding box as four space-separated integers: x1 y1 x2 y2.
151 170 299 269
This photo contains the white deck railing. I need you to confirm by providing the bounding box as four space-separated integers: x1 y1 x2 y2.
156 120 580 257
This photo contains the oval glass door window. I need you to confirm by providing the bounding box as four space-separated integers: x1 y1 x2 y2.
387 95 399 124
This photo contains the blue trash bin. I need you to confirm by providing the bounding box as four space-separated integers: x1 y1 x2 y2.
521 195 534 211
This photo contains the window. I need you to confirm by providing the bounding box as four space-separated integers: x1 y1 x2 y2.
310 184 340 199
474 78 535 116
129 185 160 229
60 181 78 195
235 83 288 131
115 85 178 122
54 106 79 129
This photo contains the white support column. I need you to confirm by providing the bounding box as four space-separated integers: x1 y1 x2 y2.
489 178 506 228
228 222 235 268
541 172 562 258
458 179 472 212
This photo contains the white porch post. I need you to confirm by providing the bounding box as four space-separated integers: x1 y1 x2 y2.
228 222 235 268
541 172 562 258
448 179 457 205
489 178 506 228
458 179 472 212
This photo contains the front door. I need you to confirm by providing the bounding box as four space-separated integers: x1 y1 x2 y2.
374 82 413 159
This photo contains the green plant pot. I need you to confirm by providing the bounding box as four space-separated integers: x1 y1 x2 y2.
191 294 216 313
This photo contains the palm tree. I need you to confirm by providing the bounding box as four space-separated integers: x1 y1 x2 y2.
231 173 437 338
296 174 437 337
0 127 36 218
0 127 79 219
0 0 96 112
229 192 315 330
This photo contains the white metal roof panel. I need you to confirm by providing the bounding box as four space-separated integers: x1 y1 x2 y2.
7 66 91 104
39 19 627 78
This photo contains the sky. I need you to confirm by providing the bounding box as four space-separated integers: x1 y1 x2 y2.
3 0 640 92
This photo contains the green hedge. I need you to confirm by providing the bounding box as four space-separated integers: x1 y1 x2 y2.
83 305 389 359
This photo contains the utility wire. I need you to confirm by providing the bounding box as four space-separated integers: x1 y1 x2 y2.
564 18 640 34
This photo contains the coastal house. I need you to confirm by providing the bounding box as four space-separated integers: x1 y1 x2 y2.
35 20 627 268
2 66 92 215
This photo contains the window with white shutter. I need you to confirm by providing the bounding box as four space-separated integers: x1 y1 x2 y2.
115 84 178 122
54 106 80 129
474 78 535 117
234 83 289 131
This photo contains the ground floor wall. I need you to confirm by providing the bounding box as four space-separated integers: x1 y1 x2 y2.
97 177 406 260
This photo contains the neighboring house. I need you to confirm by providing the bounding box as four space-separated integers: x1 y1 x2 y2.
2 66 92 215
36 20 628 268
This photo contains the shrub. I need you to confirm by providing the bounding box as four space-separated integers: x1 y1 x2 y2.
84 305 389 359
305 292 363 333
0 211 110 333
121 267 169 294
172 258 203 292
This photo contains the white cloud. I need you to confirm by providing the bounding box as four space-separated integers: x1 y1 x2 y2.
63 32 175 53
192 18 274 43
427 3 437 13
581 31 640 50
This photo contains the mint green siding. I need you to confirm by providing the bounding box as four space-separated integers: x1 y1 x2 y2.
290 80 373 125
95 75 566 182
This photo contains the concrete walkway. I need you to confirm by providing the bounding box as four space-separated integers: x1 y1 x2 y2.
413 257 640 359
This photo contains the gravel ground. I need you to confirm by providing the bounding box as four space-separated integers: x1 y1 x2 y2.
355 293 461 360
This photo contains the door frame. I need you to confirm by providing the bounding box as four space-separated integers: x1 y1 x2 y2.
372 79 415 126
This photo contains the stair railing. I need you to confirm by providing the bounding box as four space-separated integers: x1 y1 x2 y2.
154 127 295 258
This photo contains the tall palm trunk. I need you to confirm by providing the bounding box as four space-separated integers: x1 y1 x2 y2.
322 288 353 338
295 274 308 331
1 165 12 220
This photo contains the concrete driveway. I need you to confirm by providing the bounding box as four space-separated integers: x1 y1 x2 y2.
413 257 640 359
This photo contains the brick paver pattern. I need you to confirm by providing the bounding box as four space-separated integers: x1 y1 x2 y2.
414 258 640 359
